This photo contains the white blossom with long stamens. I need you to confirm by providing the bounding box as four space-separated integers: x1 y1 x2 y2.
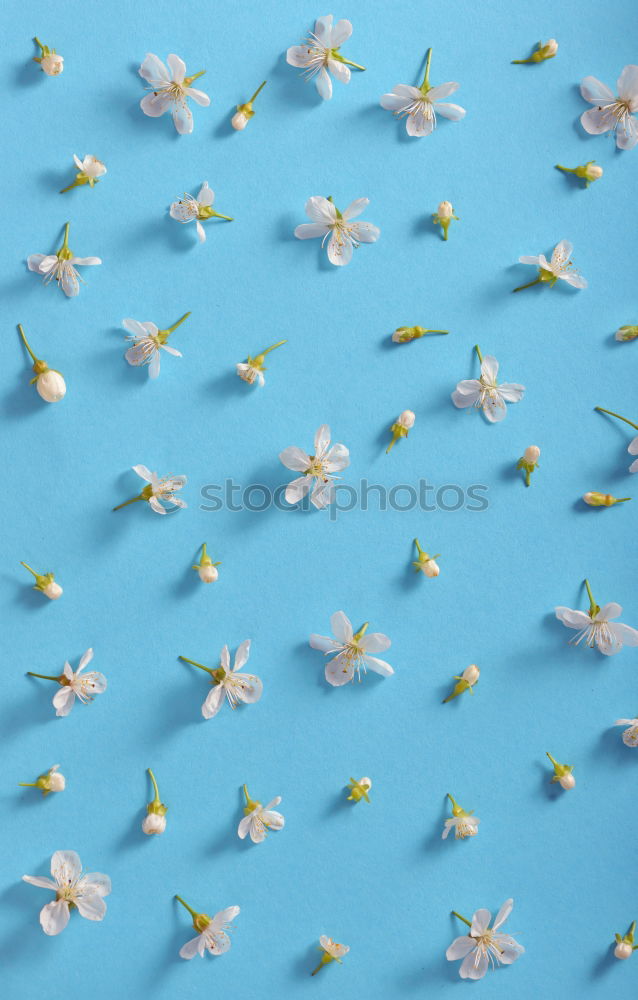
286 15 363 100
310 610 393 686
139 53 210 134
52 649 107 717
446 899 524 980
280 424 350 507
580 66 638 149
555 602 638 655
23 850 110 935
294 197 379 266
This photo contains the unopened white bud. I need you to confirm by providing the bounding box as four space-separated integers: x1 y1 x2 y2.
142 812 167 835
41 53 64 75
584 163 603 181
47 770 66 792
198 564 218 583
43 581 63 600
615 942 633 960
559 773 576 790
437 201 453 219
398 409 415 429
523 446 540 465
422 559 440 578
359 777 372 790
36 369 66 403
543 39 558 57
231 111 249 130
462 664 480 686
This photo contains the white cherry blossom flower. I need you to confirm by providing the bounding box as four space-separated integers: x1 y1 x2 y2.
28 222 101 298
310 610 393 686
312 935 350 975
113 465 187 514
60 155 107 194
555 579 638 656
179 640 263 719
380 48 465 137
177 896 240 959
169 182 233 243
614 718 638 747
580 66 638 149
139 53 210 134
238 785 284 842
286 15 365 100
279 424 349 508
446 899 523 980
442 794 480 840
23 850 110 935
452 346 524 423
294 196 379 266
26 648 106 717
123 312 189 378
515 239 587 291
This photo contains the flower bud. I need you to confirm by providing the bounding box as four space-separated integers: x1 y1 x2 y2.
142 812 167 835
584 162 603 181
36 369 66 403
559 773 576 790
422 558 440 578
583 492 630 507
20 764 65 796
616 326 638 342
543 39 558 57
615 942 633 960
462 664 480 686
46 769 66 792
41 52 64 75
347 776 371 802
198 564 218 583
438 201 453 219
43 580 63 600
398 409 415 429
232 111 250 130
523 446 540 464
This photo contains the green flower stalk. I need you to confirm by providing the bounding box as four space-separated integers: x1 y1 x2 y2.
555 161 602 187
392 325 449 343
175 895 213 933
512 39 558 64
143 769 167 834
18 324 66 402
232 80 267 130
432 201 458 240
517 446 540 487
443 664 480 703
20 561 62 600
192 542 221 583
614 921 638 959
236 340 286 386
413 538 440 578
19 764 65 796
346 776 371 803
386 410 415 453
546 752 575 790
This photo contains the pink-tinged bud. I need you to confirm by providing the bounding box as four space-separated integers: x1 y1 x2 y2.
559 773 575 790
615 942 633 960
616 326 638 342
198 564 218 583
231 111 249 130
36 369 66 402
41 53 64 75
422 558 440 578
523 446 540 464
543 38 558 57
142 812 167 835
398 409 415 429
43 581 63 600
437 201 453 219
47 770 65 792
462 664 480 686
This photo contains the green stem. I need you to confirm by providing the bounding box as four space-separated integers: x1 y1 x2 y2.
594 407 638 431
34 36 44 52
148 768 160 804
261 340 287 356
421 48 432 90
61 222 70 251
175 895 198 919
426 329 449 334
584 578 597 615
20 562 39 578
178 655 214 675
474 344 483 363
452 910 472 928
17 325 38 363
339 56 366 71
59 181 78 194
414 537 424 555
19 782 37 787
248 80 267 104
555 165 576 175
513 278 542 293
546 752 558 768
112 495 142 512
26 672 60 681
166 312 191 334
211 211 233 222
447 793 458 809
525 469 531 487
185 70 206 85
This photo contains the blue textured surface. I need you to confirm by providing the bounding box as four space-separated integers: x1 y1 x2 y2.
1 1 637 996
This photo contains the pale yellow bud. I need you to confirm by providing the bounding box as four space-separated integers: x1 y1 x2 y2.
523 446 540 464
615 942 633 960
584 163 603 181
43 581 63 600
462 664 480 686
437 201 454 219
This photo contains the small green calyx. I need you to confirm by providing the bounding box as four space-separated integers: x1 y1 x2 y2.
147 768 168 815
447 793 472 819
329 50 365 72
616 921 637 947
20 562 55 593
346 777 371 803
443 678 470 703
312 951 336 976
546 752 573 781
56 222 73 261
245 339 287 373
175 895 210 932
198 204 233 223
616 326 638 342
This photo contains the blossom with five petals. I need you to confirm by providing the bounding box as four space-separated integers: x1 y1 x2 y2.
123 312 189 378
139 53 210 134
579 66 638 149
294 195 379 266
279 424 350 508
113 465 187 514
27 222 101 297
27 648 106 717
452 346 524 423
446 899 524 980
238 785 285 842
515 239 587 292
179 640 263 719
380 48 465 137
169 182 233 243
310 610 393 686
23 850 110 935
286 15 365 100
614 718 638 747
176 896 240 959
555 579 638 656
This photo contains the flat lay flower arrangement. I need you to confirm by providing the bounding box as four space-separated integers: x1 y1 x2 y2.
1 2 637 998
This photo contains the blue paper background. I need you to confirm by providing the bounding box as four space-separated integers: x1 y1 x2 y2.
1 1 637 996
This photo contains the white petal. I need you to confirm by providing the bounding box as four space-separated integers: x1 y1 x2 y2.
313 14 333 45
40 899 70 935
314 424 331 455
433 102 466 121
351 221 379 244
279 446 310 471
140 92 172 118
460 949 488 980
233 639 251 671
262 809 284 830
498 383 525 402
27 254 48 273
166 54 186 83
519 255 541 266
330 18 352 47
139 53 170 85
172 101 194 135
616 114 638 150
51 850 82 883
52 686 75 716
580 75 615 104
325 653 354 686
22 875 57 890
359 632 391 653
202 685 225 719
363 655 394 677
206 930 231 954
481 355 499 382
237 814 252 839
309 633 342 652
493 898 513 930
179 934 203 959
123 318 149 337
220 646 231 671
285 476 311 504
406 110 434 137
580 107 612 135
380 92 410 111
452 387 479 409
446 935 475 960
341 198 369 221
331 611 353 643
617 65 638 101
427 81 460 101
132 464 153 482
211 906 240 928
294 223 329 240
195 221 206 243
186 87 210 106
286 45 312 68
77 648 94 673
327 231 353 265
555 606 592 629
71 257 101 267
148 351 161 378
471 908 491 936
611 623 638 646
316 67 333 101
233 672 263 704
597 602 622 621
551 240 573 269
328 57 350 85
80 873 111 897
75 893 106 921
197 182 214 206
323 443 350 472
305 196 337 225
